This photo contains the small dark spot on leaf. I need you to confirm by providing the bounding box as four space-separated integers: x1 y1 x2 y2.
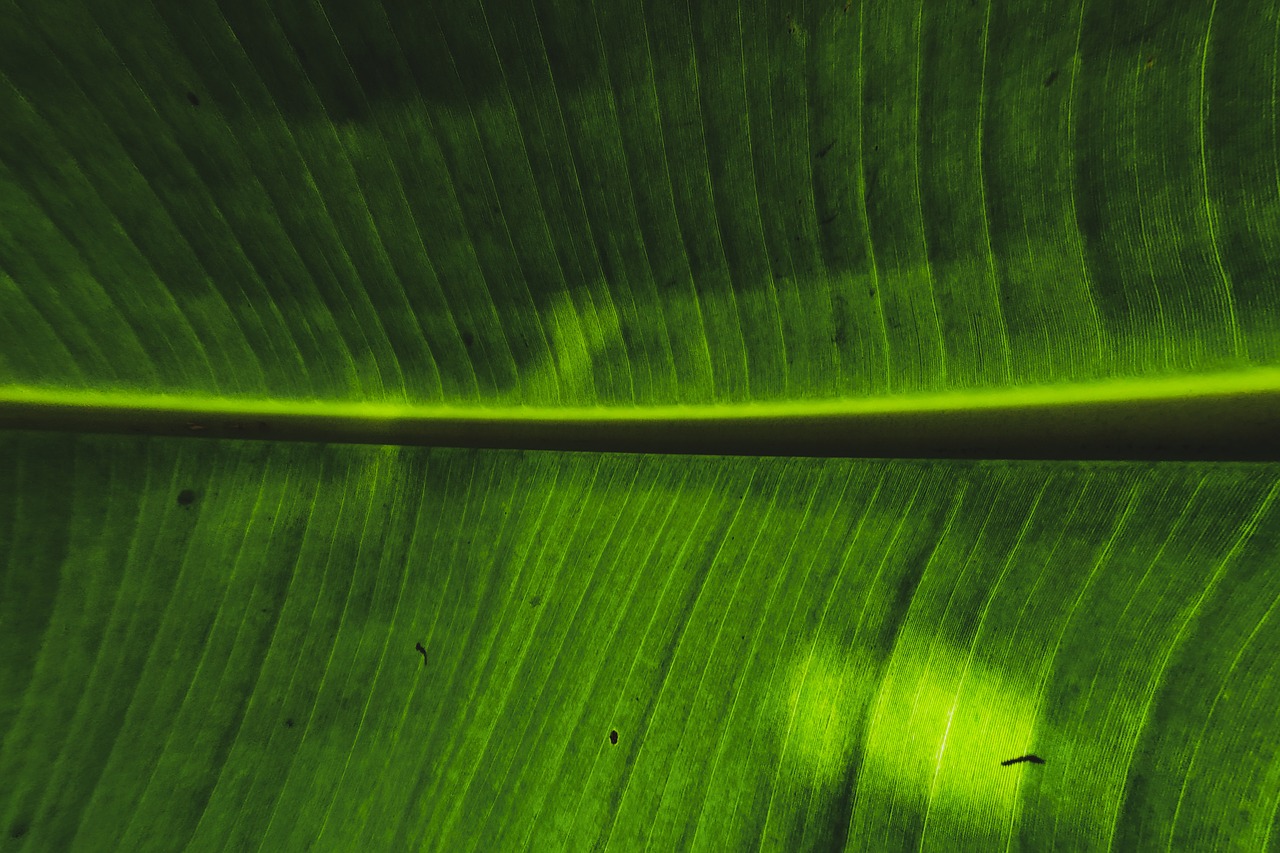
1044 69 1058 87
530 595 541 607
186 91 200 106
285 718 294 728
816 140 835 159
461 331 474 347
1145 55 1155 69
868 288 876 298
821 211 838 225
609 730 618 745
177 489 196 506
10 821 29 839
416 642 428 665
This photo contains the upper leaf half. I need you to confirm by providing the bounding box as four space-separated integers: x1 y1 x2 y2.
2 0 1276 412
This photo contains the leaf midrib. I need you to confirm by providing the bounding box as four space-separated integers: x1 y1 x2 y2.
2 367 1277 460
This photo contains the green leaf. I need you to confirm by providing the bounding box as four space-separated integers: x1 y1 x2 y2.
2 1 1278 850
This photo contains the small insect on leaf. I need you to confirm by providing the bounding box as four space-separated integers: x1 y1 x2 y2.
415 642 428 665
609 730 618 745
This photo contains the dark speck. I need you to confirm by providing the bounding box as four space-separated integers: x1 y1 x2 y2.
186 91 200 106
285 718 294 728
868 288 876 298
462 331 474 347
816 140 835 159
1044 69 1058 87
609 730 618 745
10 821 29 839
177 489 196 506
530 595 541 607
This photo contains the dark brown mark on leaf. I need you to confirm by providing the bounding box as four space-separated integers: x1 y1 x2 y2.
1044 69 1058 87
609 730 618 745
177 489 196 507
1001 754 1045 766
415 642 428 665
816 140 835 159
186 91 200 106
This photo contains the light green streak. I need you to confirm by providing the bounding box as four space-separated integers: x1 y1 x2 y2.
3 367 1277 422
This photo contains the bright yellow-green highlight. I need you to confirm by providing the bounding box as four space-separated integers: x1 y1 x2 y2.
2 366 1277 423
